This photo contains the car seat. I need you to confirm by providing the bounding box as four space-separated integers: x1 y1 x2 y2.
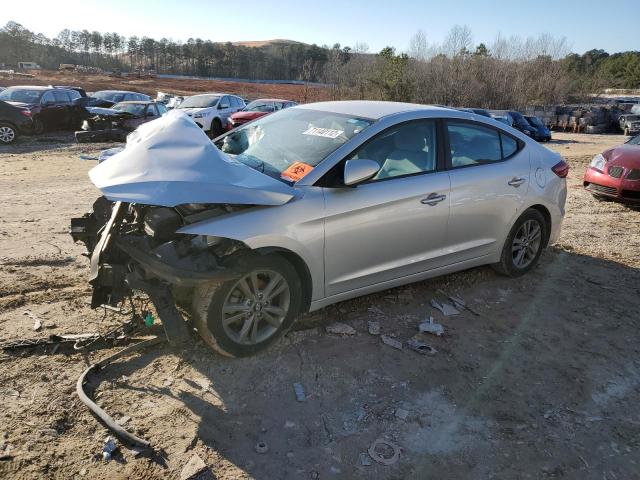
377 126 433 179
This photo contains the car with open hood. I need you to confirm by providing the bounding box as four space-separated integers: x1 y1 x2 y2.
583 134 640 204
227 98 297 129
70 102 567 357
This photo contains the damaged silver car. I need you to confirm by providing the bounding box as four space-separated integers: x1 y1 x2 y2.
71 103 567 357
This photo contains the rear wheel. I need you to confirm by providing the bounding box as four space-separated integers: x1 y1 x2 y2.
208 118 223 139
492 209 547 277
0 123 17 144
32 118 44 135
192 254 302 357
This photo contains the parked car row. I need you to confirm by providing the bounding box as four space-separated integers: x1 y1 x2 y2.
0 83 298 144
457 106 552 142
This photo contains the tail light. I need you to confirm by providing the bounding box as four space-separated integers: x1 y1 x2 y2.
551 160 569 178
19 109 32 117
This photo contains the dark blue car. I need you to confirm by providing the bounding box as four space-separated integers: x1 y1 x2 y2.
524 115 552 142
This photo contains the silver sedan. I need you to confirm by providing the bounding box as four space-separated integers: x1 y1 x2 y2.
72 102 568 357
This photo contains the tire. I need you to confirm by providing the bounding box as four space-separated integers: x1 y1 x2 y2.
0 123 17 144
192 254 302 357
624 128 630 136
492 209 547 277
208 118 223 139
32 118 44 135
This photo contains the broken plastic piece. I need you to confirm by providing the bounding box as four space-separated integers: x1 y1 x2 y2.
380 335 402 350
255 441 269 454
293 382 306 402
325 322 356 335
102 436 117 461
406 337 437 355
368 438 400 466
430 299 460 316
144 312 154 327
418 317 444 337
367 320 381 336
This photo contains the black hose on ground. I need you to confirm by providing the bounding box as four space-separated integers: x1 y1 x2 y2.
76 336 166 449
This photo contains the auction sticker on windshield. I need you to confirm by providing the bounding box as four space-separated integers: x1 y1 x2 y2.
281 161 314 182
303 127 344 139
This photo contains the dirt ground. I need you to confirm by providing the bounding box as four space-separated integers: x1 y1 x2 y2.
0 70 332 103
0 131 639 480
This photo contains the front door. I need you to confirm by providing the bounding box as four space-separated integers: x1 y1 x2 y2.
322 119 451 296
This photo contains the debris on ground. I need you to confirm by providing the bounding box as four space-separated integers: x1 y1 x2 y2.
367 320 381 335
437 290 480 316
325 322 356 336
380 335 402 350
180 453 208 480
367 306 385 317
359 452 372 466
255 441 269 454
368 438 401 466
102 436 117 462
394 408 409 420
293 382 306 402
24 310 43 331
406 337 437 355
418 317 445 337
430 299 460 316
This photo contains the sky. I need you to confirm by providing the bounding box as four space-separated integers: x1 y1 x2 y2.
2 0 639 55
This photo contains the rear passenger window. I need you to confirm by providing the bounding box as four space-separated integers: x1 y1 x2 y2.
447 122 502 167
53 91 70 103
501 135 518 158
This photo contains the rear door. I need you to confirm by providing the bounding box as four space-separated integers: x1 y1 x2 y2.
322 119 451 296
53 90 72 128
39 91 62 130
445 120 530 262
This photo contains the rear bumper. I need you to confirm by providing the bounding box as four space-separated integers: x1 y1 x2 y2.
583 167 640 203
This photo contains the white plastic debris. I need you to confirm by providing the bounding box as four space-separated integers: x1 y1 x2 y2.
367 320 381 336
406 337 437 355
325 322 356 335
395 408 409 420
293 382 306 402
418 316 445 337
380 335 402 350
368 438 401 466
430 299 460 316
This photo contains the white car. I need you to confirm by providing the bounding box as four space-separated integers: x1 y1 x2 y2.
177 93 244 137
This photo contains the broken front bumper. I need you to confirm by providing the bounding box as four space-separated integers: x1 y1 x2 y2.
71 201 242 344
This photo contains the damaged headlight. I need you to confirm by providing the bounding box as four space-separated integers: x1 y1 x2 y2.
590 153 606 172
190 235 224 251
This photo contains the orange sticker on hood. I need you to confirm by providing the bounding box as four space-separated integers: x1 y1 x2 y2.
281 162 314 182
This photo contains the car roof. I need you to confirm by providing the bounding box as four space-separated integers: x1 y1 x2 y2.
5 85 52 90
249 98 294 103
115 101 155 105
296 100 455 120
95 90 148 94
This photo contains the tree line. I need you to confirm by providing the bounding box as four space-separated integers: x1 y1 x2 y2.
1 21 639 108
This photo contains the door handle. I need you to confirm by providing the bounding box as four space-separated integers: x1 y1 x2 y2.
508 177 526 187
421 193 446 206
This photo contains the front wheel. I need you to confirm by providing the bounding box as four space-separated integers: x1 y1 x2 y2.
208 118 223 139
492 209 547 277
0 123 17 144
192 254 302 357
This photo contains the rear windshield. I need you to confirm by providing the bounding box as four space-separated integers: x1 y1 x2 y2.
0 88 43 103
113 103 146 116
216 108 373 182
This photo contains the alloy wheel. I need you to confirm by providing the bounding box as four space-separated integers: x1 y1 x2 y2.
0 126 15 143
511 219 542 269
221 270 291 345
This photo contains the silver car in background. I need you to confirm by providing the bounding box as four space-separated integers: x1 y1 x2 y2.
71 102 568 357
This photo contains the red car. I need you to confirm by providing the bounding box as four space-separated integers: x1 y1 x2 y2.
584 134 640 203
226 98 297 130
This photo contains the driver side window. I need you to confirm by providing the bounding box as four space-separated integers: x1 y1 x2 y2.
349 120 438 180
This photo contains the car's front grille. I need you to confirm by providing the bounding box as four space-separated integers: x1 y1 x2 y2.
626 169 640 180
608 166 624 178
587 183 618 196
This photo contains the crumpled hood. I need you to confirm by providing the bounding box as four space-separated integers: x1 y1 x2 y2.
603 144 640 169
86 106 129 116
88 110 296 207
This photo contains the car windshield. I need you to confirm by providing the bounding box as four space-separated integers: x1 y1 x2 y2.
112 103 146 115
216 108 374 182
626 134 640 145
527 116 544 127
179 95 219 109
245 100 275 113
0 88 43 103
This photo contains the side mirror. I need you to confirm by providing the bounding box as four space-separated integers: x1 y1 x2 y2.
343 159 380 186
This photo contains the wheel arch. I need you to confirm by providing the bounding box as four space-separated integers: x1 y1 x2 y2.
254 246 313 313
526 204 552 247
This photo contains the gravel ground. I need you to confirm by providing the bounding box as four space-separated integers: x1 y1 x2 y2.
0 131 639 480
